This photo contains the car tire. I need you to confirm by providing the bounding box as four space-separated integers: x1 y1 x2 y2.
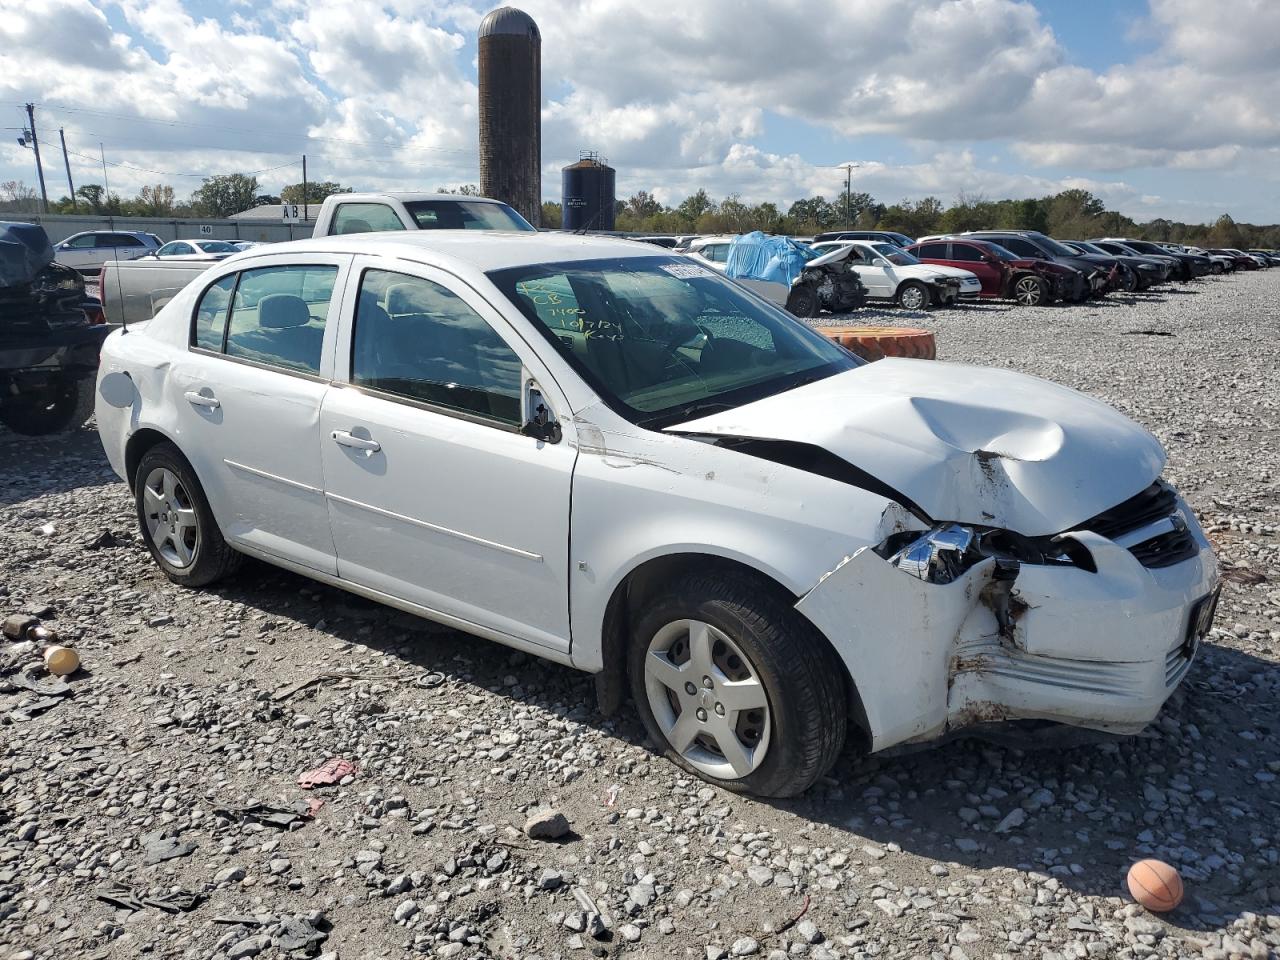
896 280 929 311
0 377 95 436
785 285 818 318
1119 270 1138 293
1011 274 1047 307
628 569 848 798
1211 263 1223 275
134 442 241 588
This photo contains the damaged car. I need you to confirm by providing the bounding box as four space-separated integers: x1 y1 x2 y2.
808 239 980 308
2 222 108 434
95 232 1219 797
689 231 867 317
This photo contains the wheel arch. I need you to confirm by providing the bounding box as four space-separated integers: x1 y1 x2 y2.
592 550 870 748
125 426 183 492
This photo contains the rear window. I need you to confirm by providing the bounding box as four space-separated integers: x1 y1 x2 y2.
402 200 534 232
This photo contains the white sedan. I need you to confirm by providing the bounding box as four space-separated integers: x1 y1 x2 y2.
149 239 240 259
810 239 983 307
95 232 1218 796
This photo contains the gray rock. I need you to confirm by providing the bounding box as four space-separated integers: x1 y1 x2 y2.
394 899 419 922
524 808 571 840
731 937 760 956
226 936 269 960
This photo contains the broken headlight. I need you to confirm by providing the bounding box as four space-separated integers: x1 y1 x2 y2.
875 523 1094 584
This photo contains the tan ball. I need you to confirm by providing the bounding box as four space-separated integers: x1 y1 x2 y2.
1127 859 1184 912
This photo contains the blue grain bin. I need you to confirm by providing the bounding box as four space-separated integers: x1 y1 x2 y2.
562 155 616 231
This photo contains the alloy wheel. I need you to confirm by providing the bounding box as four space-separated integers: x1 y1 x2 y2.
1014 276 1043 306
643 619 771 780
899 285 926 310
141 467 200 569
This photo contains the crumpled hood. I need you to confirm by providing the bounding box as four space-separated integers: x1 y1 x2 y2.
671 359 1166 536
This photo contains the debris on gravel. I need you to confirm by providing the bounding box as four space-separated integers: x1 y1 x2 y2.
1 271 1278 958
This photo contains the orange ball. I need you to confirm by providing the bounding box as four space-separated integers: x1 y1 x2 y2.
1127 859 1184 912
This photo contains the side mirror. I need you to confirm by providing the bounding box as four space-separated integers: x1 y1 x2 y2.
521 401 562 444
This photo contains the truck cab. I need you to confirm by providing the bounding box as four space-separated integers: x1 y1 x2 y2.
314 193 536 236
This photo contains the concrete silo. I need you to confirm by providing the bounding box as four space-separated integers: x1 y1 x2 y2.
478 7 541 227
562 153 616 231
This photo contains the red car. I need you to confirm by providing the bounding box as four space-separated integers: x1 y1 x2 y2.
907 238 1085 306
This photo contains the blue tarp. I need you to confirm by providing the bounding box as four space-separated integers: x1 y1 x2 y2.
725 231 813 286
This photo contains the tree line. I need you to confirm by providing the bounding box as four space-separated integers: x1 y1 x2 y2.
543 187 1280 249
0 174 351 219
2 174 1276 249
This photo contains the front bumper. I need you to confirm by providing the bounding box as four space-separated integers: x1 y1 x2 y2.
796 499 1219 752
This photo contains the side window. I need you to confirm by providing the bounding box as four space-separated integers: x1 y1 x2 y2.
332 203 405 235
66 234 98 249
915 243 949 259
950 244 983 262
192 274 237 351
106 234 143 247
351 269 523 426
224 265 338 374
1002 238 1038 257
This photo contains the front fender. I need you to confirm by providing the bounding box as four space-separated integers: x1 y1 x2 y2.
567 420 919 671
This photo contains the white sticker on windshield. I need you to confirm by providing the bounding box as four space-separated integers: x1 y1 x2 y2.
660 263 715 279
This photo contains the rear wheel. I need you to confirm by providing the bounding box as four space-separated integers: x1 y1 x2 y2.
896 281 929 311
628 570 848 797
1011 274 1047 307
1119 269 1138 292
0 377 95 435
135 443 240 587
1211 262 1223 275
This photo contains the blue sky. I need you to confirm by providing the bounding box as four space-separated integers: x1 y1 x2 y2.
2 0 1277 223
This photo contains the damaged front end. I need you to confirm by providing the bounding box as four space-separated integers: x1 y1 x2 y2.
795 483 1219 754
792 260 868 315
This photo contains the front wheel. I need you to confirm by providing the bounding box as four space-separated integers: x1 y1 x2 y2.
896 280 929 311
628 570 848 797
135 443 241 587
1011 274 1047 306
1211 263 1223 275
785 284 818 318
1118 269 1138 292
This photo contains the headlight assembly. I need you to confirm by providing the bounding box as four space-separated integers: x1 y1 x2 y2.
875 522 1095 584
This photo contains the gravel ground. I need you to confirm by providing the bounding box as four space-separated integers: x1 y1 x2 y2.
2 270 1278 960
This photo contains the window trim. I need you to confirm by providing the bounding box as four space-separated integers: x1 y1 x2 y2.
345 265 525 432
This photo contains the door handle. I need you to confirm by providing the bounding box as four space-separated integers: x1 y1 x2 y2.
184 390 220 409
331 430 381 453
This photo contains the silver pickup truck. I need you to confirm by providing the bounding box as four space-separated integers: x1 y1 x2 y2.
99 192 533 325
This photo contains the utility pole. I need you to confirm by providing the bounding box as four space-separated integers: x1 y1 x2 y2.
24 103 49 213
59 128 76 212
838 162 863 230
100 144 111 220
302 154 308 222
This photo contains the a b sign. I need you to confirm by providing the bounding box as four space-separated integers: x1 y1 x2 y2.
282 203 301 224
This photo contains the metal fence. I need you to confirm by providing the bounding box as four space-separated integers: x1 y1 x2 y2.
0 213 316 245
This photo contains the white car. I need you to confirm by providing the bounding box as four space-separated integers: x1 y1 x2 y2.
95 232 1219 797
809 240 982 307
149 239 241 260
53 230 162 272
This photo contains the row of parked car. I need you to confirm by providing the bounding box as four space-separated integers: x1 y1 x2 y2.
49 231 262 273
672 229 1277 315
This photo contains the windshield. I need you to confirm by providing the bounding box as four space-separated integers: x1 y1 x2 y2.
1036 235 1080 257
488 257 858 428
403 199 534 232
195 240 237 253
871 242 920 266
1070 241 1109 256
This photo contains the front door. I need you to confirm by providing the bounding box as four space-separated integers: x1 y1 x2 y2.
320 260 576 654
170 257 350 574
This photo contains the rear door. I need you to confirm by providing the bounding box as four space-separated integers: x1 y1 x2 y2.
171 256 351 574
319 258 577 654
947 243 1002 295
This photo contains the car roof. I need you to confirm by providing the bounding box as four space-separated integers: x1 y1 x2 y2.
230 230 669 273
340 192 509 205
